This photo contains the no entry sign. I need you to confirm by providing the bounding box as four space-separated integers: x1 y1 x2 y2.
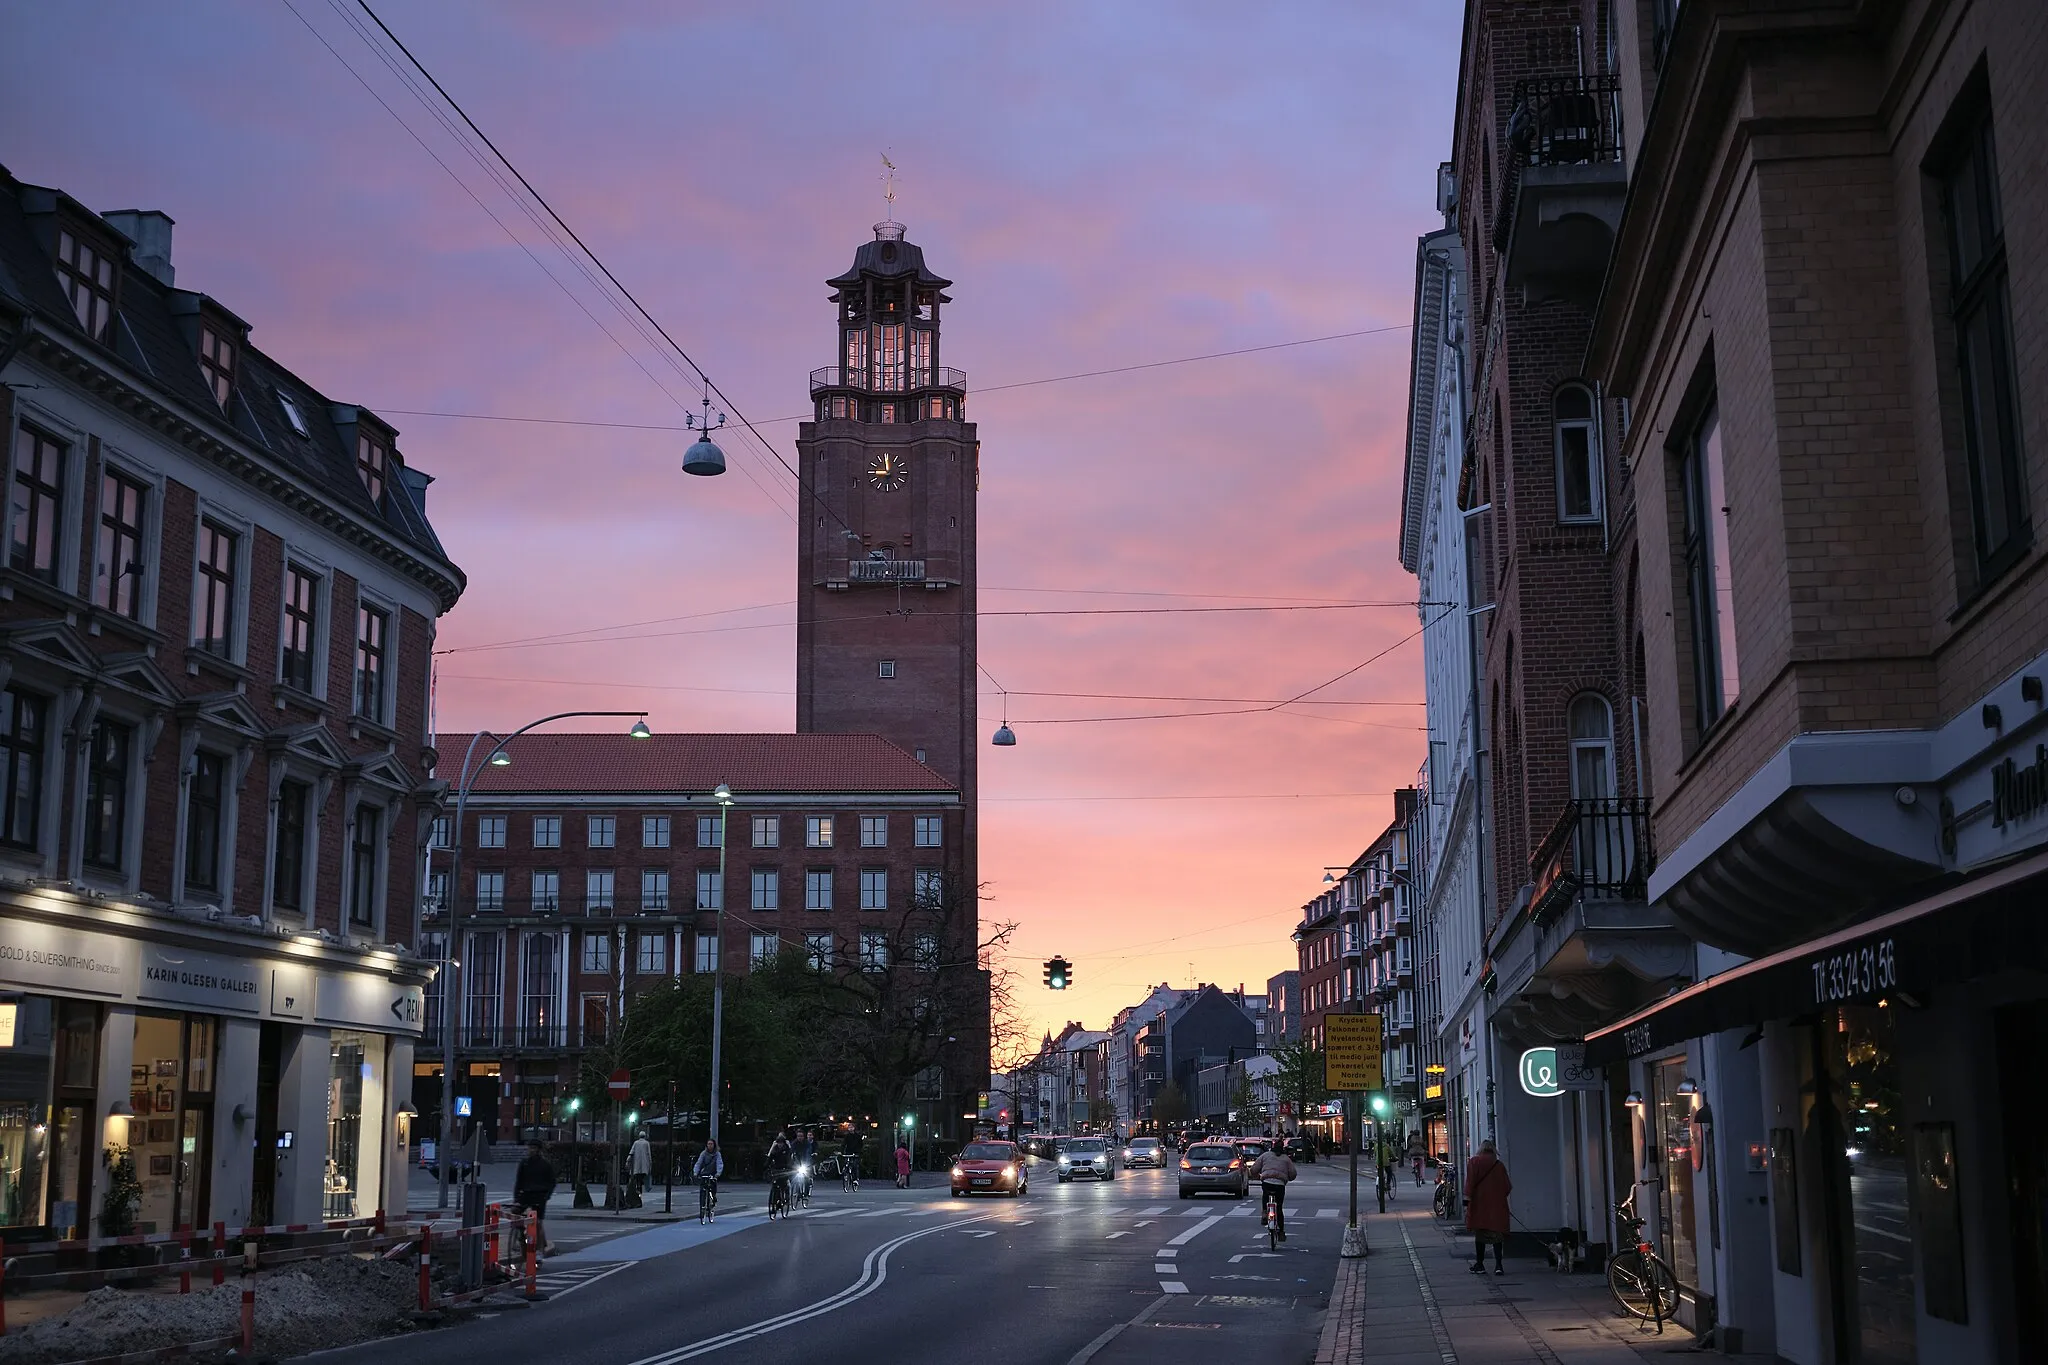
608 1068 631 1099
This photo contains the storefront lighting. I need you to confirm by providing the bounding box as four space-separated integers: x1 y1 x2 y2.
1623 1092 1645 1109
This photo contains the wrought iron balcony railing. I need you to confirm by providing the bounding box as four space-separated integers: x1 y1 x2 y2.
1529 796 1655 924
428 892 690 921
1491 74 1625 256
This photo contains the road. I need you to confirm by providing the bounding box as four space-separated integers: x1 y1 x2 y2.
333 1156 1369 1365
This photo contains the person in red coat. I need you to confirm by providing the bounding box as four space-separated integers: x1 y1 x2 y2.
1465 1139 1512 1275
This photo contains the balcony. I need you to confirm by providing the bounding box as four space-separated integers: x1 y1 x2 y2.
455 893 688 922
1529 797 1654 924
1490 75 1627 301
810 365 967 395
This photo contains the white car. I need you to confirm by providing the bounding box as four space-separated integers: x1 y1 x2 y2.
1122 1137 1166 1168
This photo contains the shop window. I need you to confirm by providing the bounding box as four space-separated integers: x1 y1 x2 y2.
326 1032 377 1219
126 1012 218 1234
0 998 56 1233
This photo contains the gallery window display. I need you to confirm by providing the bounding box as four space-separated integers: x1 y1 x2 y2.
127 1012 218 1234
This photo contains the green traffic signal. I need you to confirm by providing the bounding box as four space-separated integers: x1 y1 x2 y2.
1044 956 1072 990
1370 1093 1391 1117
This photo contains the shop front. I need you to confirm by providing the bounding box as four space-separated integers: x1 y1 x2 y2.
0 888 430 1243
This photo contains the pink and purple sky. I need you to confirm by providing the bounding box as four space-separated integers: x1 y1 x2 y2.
4 1 1461 1046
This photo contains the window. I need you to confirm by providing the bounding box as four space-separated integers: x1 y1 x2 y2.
1568 694 1615 800
82 720 130 870
348 806 380 926
751 868 779 911
429 816 451 848
696 814 723 848
427 869 450 910
582 932 612 974
804 931 832 971
1680 402 1739 731
353 603 388 722
750 814 779 848
749 932 778 969
859 932 888 972
873 322 904 390
0 689 46 850
275 390 311 438
860 815 888 847
531 869 560 913
878 660 896 679
477 815 506 849
914 867 943 905
10 426 65 583
588 815 616 849
533 816 561 849
280 564 319 692
198 325 235 409
642 815 670 848
694 931 718 974
642 868 670 912
636 932 667 975
913 933 939 969
1554 384 1601 523
913 815 942 848
806 816 833 849
356 433 387 505
193 518 238 657
94 468 148 619
1940 107 2028 579
586 869 615 913
695 869 722 911
805 869 833 911
184 751 226 894
53 229 115 340
475 869 506 911
860 867 889 911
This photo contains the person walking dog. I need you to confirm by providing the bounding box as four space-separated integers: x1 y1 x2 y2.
1465 1139 1512 1275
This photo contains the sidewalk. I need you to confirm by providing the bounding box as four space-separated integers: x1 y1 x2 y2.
1313 1203 1774 1365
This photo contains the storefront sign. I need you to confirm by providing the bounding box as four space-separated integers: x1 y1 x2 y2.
1992 745 2048 830
138 946 263 1015
1809 936 1898 1006
0 1001 16 1047
270 964 312 1020
1518 1047 1562 1098
0 921 133 997
1553 1043 1604 1091
314 972 426 1034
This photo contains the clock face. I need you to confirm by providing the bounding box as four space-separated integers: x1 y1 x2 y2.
867 451 908 491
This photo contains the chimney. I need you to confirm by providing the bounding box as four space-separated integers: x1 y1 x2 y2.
101 210 176 286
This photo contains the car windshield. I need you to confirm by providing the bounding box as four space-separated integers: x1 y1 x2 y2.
1068 1139 1105 1153
961 1144 1013 1161
1239 1142 1268 1154
1129 1138 1159 1149
1189 1145 1236 1160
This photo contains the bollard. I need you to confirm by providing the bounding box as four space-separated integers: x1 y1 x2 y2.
524 1210 539 1300
178 1225 192 1294
485 1203 499 1276
212 1222 226 1287
418 1225 433 1311
239 1287 254 1353
374 1208 386 1237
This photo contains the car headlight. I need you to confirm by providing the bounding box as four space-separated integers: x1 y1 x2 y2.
951 1166 964 1179
1000 1166 1015 1182
1058 1155 1070 1166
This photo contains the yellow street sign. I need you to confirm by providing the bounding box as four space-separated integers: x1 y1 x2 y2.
1324 1013 1384 1091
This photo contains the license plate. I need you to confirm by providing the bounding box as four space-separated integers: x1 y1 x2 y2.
972 1178 992 1186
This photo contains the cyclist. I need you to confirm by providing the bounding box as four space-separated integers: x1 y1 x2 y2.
793 1128 816 1204
693 1138 724 1218
1247 1144 1299 1242
1407 1129 1426 1187
512 1140 558 1258
766 1130 795 1214
840 1128 863 1190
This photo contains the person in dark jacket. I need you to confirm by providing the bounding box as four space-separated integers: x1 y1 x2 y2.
513 1141 558 1257
1465 1140 1512 1275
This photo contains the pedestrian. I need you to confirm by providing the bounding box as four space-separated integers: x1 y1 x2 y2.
1465 1139 1512 1275
628 1128 652 1204
894 1139 912 1188
513 1140 558 1258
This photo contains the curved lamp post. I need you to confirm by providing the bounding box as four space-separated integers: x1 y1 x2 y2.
437 710 652 1211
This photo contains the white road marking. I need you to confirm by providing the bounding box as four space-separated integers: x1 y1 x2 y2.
969 1231 998 1239
1063 1293 1173 1365
1138 1206 1168 1215
1228 1252 1285 1263
1160 1281 1189 1294
615 1213 996 1364
1316 1207 1340 1218
855 1209 896 1218
1153 1264 1175 1274
1168 1215 1223 1247
1105 1231 1130 1239
802 1208 857 1219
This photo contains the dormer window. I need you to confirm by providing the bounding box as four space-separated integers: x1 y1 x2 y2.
198 324 236 410
54 228 116 341
355 433 386 504
275 390 311 438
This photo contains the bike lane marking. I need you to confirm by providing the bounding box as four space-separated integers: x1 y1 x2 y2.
615 1213 997 1364
1156 1214 1225 1296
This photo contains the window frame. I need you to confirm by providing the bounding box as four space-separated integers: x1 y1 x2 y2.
93 461 156 622
804 931 833 972
1678 400 1738 735
53 226 117 342
750 814 779 848
183 749 227 896
476 815 507 850
586 868 616 913
805 816 834 849
1552 383 1603 525
1567 693 1616 801
352 595 393 725
356 431 388 506
695 868 723 912
913 815 943 848
277 557 327 697
642 814 671 849
272 778 309 915
532 816 562 850
198 324 237 411
859 866 889 911
0 688 48 853
530 868 561 914
641 868 670 913
696 813 723 848
348 804 382 930
805 868 834 912
81 718 132 872
581 930 612 975
694 931 718 974
190 508 250 663
10 424 68 585
636 931 668 975
588 815 616 849
859 932 888 972
475 869 506 912
749 931 779 969
751 867 780 912
860 815 888 848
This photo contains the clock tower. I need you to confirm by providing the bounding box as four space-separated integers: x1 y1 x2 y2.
795 217 977 801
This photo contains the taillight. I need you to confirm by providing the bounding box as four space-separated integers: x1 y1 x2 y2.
1179 1157 1192 1170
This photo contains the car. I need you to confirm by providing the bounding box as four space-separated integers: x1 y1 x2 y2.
951 1140 1029 1197
1057 1137 1115 1181
1286 1136 1318 1163
1122 1137 1166 1169
1234 1137 1271 1163
1178 1141 1248 1199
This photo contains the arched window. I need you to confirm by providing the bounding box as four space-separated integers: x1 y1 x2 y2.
1569 693 1615 800
1554 384 1602 523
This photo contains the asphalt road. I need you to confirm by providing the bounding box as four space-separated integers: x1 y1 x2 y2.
320 1156 1375 1365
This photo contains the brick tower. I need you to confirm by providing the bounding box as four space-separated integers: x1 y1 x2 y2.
795 217 977 800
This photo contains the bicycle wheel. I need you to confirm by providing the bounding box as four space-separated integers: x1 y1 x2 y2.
1607 1250 1679 1320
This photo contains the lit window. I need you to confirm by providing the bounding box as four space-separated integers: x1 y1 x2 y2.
642 815 670 848
913 816 942 848
533 816 561 849
588 815 616 849
10 426 66 584
860 815 888 847
53 229 116 340
477 816 506 849
198 325 236 410
806 817 834 849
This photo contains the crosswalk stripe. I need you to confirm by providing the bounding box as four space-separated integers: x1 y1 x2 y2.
1315 1207 1340 1218
1138 1206 1168 1215
802 1208 856 1218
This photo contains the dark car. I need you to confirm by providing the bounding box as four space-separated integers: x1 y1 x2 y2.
1178 1141 1248 1199
1234 1137 1271 1163
1286 1136 1318 1163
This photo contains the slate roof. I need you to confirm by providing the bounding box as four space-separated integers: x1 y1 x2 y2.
826 224 953 292
441 731 958 797
0 165 458 583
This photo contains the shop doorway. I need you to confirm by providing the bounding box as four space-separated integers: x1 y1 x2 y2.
250 1024 283 1228
128 1013 218 1235
1649 1056 1702 1320
1817 1006 1914 1365
1998 1003 2048 1359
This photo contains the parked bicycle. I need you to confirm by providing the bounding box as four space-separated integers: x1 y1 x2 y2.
1606 1190 1680 1325
1432 1164 1456 1220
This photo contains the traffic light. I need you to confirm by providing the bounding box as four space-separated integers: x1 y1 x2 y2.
1044 956 1073 990
1370 1093 1391 1118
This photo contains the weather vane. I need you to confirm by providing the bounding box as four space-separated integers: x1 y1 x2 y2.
881 152 899 218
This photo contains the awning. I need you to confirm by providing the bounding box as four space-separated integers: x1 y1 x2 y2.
1584 846 2048 1067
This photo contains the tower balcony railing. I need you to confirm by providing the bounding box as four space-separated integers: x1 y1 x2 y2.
810 365 968 395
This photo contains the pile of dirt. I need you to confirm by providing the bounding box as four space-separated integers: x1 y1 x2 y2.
0 1254 423 1364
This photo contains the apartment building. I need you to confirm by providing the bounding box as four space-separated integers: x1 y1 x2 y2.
0 166 464 1237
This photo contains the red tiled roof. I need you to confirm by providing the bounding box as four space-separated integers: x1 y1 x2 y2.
434 732 956 797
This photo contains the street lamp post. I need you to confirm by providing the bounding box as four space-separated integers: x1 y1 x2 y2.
706 782 734 1148
437 710 652 1212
